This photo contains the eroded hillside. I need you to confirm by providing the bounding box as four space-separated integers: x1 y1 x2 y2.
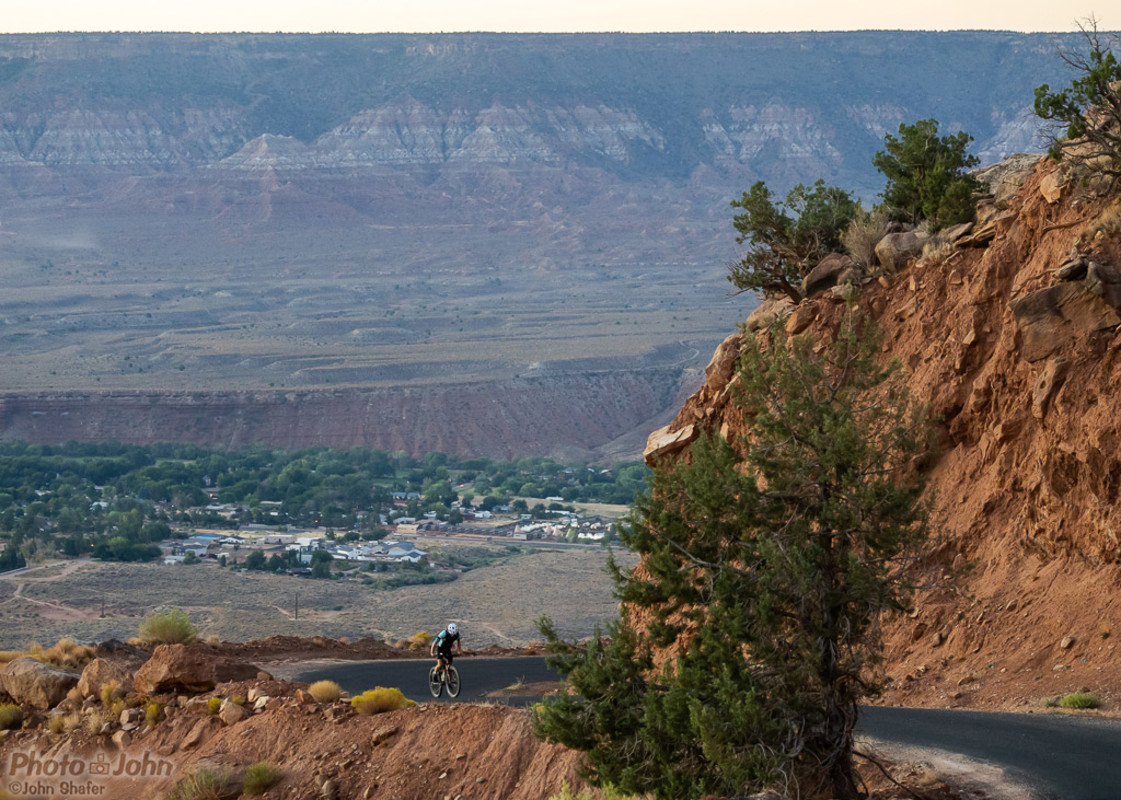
646 153 1121 710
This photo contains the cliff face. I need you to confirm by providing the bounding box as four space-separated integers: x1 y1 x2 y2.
647 155 1121 709
0 32 1090 459
0 32 1085 251
0 369 685 461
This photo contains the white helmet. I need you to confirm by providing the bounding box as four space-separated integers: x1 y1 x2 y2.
447 623 458 635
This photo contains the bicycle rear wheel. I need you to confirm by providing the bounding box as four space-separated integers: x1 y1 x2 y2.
428 665 443 698
445 665 461 698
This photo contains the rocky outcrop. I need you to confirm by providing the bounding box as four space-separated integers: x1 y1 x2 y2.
0 658 79 709
646 152 1121 709
1010 282 1120 362
76 657 137 700
132 645 260 695
802 253 857 298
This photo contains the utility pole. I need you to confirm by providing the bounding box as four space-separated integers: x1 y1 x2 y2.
294 591 299 621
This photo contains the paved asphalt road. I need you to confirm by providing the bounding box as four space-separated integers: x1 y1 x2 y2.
278 657 1121 800
274 655 557 707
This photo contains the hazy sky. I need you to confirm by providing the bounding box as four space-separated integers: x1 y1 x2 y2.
0 1 1101 34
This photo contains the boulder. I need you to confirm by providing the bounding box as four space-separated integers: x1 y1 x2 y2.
1085 261 1121 310
972 152 1041 206
1010 283 1121 362
133 645 260 695
76 658 134 700
1053 255 1088 281
801 253 856 298
744 296 794 332
874 232 923 272
703 332 744 387
644 424 697 466
0 658 80 709
785 303 817 336
940 222 974 243
218 701 248 726
1040 171 1066 203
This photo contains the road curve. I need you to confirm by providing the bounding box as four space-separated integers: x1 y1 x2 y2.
276 657 1121 800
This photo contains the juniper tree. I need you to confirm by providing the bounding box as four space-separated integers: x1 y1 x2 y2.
1034 16 1121 185
872 118 980 230
727 180 860 303
535 311 930 800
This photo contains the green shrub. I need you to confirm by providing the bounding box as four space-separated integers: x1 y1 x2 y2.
351 687 411 716
0 703 23 730
206 697 222 715
873 118 980 230
145 702 164 726
138 608 198 644
168 768 236 800
1058 691 1101 709
548 783 630 800
242 762 284 796
307 680 342 703
407 631 432 650
728 179 860 302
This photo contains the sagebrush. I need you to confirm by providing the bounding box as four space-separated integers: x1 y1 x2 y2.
351 687 412 715
243 762 284 796
308 680 342 703
138 608 197 644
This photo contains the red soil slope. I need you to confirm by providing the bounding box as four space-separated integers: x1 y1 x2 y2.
647 155 1121 712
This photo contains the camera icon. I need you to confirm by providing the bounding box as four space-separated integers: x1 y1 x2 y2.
89 754 110 776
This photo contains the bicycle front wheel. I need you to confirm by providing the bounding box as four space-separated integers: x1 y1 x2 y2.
428 665 443 698
445 665 461 698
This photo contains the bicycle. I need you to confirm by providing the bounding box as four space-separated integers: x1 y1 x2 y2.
428 658 461 698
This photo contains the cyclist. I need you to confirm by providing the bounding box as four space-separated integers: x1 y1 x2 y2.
430 622 462 670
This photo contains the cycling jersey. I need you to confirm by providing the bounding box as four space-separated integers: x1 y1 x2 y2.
433 628 460 655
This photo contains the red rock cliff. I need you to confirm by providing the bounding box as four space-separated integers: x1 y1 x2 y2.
645 155 1121 709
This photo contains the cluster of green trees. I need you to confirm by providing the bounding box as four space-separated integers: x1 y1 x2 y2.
728 117 980 301
534 33 1121 800
0 441 648 570
1034 18 1121 183
732 23 1121 305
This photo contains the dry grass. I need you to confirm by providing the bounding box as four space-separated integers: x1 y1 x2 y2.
921 231 957 267
242 762 284 796
843 207 892 269
86 712 107 736
0 638 95 669
168 768 237 800
308 680 343 704
351 687 413 715
47 711 83 735
100 680 124 707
